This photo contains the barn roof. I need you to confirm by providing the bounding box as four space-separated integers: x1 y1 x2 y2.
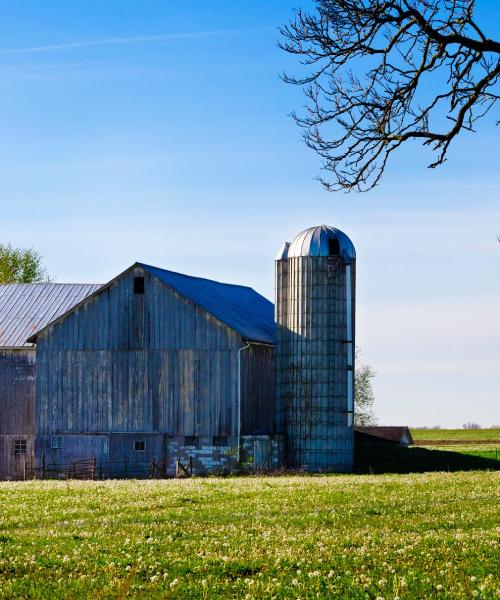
355 426 414 445
139 263 275 344
0 283 101 348
26 264 275 345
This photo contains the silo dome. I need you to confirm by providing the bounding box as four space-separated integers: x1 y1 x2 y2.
287 225 355 261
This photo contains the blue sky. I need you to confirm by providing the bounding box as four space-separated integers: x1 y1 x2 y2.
1 1 499 427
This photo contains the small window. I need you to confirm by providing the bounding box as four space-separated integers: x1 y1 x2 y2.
13 439 27 455
328 238 340 256
184 436 199 448
213 436 228 447
134 440 146 452
51 436 62 450
133 276 145 294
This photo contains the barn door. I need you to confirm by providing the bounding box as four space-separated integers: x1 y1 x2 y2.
253 438 272 470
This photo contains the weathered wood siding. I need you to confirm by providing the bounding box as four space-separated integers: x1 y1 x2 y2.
241 345 274 435
0 349 35 479
36 267 242 446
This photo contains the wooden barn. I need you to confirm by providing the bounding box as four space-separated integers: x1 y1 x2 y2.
28 263 278 476
0 283 100 480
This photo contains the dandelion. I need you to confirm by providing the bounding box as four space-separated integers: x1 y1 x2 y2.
169 578 179 588
292 579 299 586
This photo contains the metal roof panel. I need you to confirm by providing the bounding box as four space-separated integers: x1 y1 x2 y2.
0 283 101 347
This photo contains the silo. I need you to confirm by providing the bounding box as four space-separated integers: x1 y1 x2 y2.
275 225 355 472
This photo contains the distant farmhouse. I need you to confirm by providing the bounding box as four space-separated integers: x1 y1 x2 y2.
0 225 359 479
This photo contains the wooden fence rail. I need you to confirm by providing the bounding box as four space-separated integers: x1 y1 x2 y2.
23 458 162 480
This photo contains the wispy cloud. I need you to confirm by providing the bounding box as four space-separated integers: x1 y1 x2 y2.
0 28 263 56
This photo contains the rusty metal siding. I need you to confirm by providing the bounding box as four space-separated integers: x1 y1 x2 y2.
35 268 242 463
240 344 274 435
276 228 356 472
0 349 36 479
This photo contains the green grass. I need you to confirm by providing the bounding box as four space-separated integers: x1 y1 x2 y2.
1 473 499 598
422 445 500 462
354 433 499 473
411 428 500 442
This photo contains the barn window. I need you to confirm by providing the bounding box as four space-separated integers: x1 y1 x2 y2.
328 238 340 256
13 439 27 455
213 436 228 447
184 436 199 448
51 436 63 449
133 276 145 294
133 440 146 452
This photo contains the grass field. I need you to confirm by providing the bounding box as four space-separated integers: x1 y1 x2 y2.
411 428 500 442
0 473 499 598
425 445 499 462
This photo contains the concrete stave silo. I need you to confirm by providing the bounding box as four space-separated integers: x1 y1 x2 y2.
275 225 355 472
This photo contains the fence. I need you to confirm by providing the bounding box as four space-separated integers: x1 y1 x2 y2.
23 457 165 480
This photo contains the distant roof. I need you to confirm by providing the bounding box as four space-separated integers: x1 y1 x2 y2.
0 283 101 348
356 426 414 445
139 264 275 344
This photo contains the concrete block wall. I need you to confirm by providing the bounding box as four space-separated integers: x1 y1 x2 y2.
166 436 237 476
166 435 286 475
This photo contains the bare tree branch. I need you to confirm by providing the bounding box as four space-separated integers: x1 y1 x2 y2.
280 0 500 191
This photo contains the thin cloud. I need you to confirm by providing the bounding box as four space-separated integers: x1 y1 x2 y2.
0 28 264 55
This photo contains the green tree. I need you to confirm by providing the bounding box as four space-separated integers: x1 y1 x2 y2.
0 243 49 284
355 350 377 426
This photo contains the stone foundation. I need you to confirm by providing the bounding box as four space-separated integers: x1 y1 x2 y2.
166 434 285 475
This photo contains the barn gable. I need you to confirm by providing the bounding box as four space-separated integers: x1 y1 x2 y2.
28 263 274 347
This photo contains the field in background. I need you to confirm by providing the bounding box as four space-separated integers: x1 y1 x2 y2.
411 428 500 442
0 473 499 598
410 428 500 464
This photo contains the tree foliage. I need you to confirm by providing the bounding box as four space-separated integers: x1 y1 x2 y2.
0 243 49 284
280 0 500 191
355 351 377 425
463 422 481 429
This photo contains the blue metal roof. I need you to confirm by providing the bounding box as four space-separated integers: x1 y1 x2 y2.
0 283 101 348
140 264 275 344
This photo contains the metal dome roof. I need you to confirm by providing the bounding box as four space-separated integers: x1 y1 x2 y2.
287 225 355 260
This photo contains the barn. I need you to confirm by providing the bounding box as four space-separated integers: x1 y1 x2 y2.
0 283 100 479
28 263 278 476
